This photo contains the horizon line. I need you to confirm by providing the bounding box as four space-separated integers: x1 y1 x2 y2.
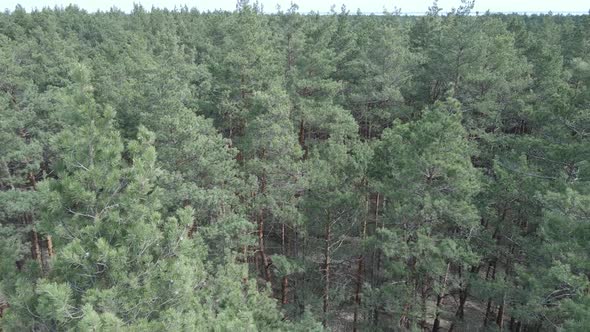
2 4 589 16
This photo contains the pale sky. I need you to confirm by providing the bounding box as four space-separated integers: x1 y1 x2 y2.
3 0 589 14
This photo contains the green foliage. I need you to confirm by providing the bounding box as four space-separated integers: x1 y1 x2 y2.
1 5 589 331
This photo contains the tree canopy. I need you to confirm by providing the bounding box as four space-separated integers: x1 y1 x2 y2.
1 2 589 331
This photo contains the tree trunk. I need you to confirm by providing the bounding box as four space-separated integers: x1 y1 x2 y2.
281 276 289 305
483 260 497 327
451 262 482 324
484 299 493 327
31 228 42 266
299 119 307 159
420 282 428 329
46 235 54 259
257 152 272 287
281 223 289 305
457 289 468 319
432 262 451 332
496 268 509 331
352 255 364 332
372 194 382 326
498 249 514 331
258 210 272 285
496 295 505 329
448 286 469 332
509 316 516 331
322 214 332 328
353 186 371 331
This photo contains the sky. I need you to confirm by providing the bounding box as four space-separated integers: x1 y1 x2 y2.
2 0 589 14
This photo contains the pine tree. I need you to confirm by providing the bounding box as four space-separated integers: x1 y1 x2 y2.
345 14 415 139
370 99 481 329
1 65 308 330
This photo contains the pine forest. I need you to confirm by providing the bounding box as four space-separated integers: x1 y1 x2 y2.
1 1 590 330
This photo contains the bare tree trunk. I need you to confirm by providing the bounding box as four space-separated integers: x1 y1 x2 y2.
498 249 515 331
187 221 197 239
420 282 428 329
509 316 516 331
353 186 371 332
457 288 468 319
322 214 332 328
256 151 272 288
281 276 289 305
243 244 248 261
496 294 505 329
448 264 480 332
432 262 451 332
448 291 467 332
31 228 42 267
484 260 498 327
372 193 382 326
258 210 272 285
353 255 364 332
484 299 494 326
299 119 307 159
281 223 289 305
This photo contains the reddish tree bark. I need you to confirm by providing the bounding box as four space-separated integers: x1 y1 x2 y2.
31 228 42 266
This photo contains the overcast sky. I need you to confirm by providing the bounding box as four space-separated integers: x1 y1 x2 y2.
3 0 589 14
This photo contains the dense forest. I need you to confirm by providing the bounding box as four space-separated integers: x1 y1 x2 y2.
0 1 589 330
